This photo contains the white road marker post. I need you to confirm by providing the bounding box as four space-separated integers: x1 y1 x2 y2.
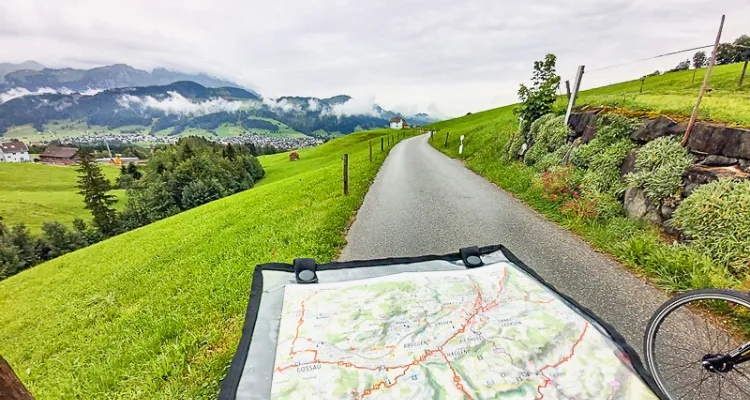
459 135 465 155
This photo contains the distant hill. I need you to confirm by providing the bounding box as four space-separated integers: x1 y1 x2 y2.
0 81 437 140
0 63 253 94
0 61 45 82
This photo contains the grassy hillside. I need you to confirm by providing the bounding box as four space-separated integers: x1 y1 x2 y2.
3 117 308 144
0 128 412 399
570 62 750 126
0 163 124 233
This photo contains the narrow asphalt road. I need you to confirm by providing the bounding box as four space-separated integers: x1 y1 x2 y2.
340 134 667 354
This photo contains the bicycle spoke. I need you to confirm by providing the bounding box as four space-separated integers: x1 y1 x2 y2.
658 358 701 372
692 370 708 400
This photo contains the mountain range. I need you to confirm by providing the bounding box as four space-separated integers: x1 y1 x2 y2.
0 79 435 140
0 62 253 94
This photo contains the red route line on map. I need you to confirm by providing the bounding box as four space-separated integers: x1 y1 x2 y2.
535 322 590 399
276 268 513 399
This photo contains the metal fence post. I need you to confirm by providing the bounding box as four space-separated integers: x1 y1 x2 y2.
564 65 585 126
343 154 349 195
381 137 384 152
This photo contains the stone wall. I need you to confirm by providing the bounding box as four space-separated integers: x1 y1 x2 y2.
567 109 750 229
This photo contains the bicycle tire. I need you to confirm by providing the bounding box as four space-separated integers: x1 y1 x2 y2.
644 288 750 399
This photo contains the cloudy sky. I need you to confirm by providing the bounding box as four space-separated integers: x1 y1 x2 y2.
1 0 748 117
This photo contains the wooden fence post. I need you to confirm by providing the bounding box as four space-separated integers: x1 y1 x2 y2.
444 132 450 148
381 137 384 152
639 77 645 94
682 14 725 147
387 135 390 147
565 80 571 101
369 140 372 162
430 131 434 141
343 154 349 195
0 355 33 400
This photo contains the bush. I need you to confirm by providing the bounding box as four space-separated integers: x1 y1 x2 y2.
670 179 750 275
523 114 570 167
569 115 637 197
534 165 582 202
561 190 623 220
626 136 693 203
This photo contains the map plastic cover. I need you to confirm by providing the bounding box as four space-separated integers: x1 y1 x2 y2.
219 245 666 399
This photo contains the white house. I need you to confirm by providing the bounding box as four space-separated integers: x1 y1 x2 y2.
389 117 408 130
0 141 31 163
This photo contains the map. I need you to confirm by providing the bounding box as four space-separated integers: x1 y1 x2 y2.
270 263 658 399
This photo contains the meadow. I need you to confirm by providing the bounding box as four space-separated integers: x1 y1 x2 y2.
0 128 413 399
571 62 750 126
0 162 124 233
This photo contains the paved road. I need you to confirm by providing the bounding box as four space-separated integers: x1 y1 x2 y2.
340 134 673 353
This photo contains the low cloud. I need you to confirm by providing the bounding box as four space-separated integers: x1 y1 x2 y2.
262 97 302 113
0 86 106 104
80 88 104 96
118 91 246 116
325 96 380 117
307 98 320 111
0 87 58 103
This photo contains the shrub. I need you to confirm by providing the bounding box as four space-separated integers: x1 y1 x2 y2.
626 136 693 203
534 165 582 202
561 191 623 220
523 114 570 167
569 115 637 197
670 179 750 275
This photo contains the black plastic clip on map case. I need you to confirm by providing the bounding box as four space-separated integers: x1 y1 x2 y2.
459 246 484 268
294 258 319 284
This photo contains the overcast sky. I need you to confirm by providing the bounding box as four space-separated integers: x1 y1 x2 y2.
1 1 748 117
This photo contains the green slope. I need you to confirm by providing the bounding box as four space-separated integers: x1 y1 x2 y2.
0 128 412 399
0 163 124 233
569 62 750 126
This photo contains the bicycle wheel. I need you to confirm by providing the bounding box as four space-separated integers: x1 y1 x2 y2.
644 289 750 400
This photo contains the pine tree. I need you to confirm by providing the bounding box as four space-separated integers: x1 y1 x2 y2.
76 149 119 236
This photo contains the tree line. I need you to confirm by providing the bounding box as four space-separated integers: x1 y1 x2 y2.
0 136 265 280
670 34 750 84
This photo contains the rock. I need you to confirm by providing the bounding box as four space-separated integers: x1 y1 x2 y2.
620 148 638 177
567 110 601 139
660 203 676 220
683 164 750 196
624 186 662 224
630 116 684 142
739 158 750 172
624 186 648 219
580 125 600 144
700 155 739 166
686 123 750 159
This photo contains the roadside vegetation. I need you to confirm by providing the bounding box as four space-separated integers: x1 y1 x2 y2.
428 54 750 294
0 128 412 398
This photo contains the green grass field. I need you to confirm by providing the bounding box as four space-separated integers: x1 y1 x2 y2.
0 163 125 233
570 62 750 126
0 128 412 399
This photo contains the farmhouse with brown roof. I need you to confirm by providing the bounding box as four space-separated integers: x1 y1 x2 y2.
40 147 79 165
